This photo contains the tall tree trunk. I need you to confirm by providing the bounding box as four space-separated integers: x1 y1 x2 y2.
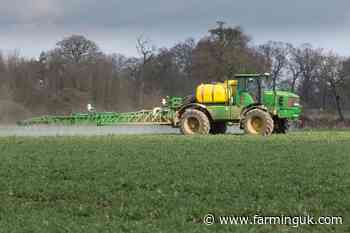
291 75 298 93
331 82 344 122
139 64 145 108
335 95 344 122
322 83 327 110
291 78 296 93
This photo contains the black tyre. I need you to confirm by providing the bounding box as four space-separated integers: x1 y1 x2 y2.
242 109 274 136
180 109 210 135
273 118 289 134
210 122 227 134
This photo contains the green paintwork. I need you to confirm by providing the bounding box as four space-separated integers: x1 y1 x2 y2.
166 96 184 109
18 110 176 126
229 106 242 120
17 96 183 126
207 105 230 120
237 91 255 106
206 105 243 121
265 90 299 99
202 74 302 122
263 91 301 119
277 107 301 119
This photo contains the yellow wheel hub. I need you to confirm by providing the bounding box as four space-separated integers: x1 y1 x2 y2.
250 117 264 133
187 118 200 132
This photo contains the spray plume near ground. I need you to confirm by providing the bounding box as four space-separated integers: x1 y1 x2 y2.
0 125 244 137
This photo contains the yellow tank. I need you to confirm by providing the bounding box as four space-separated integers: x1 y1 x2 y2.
196 83 229 104
196 80 238 104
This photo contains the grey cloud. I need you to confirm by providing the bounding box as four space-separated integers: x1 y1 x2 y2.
2 0 349 28
0 0 350 57
0 0 62 24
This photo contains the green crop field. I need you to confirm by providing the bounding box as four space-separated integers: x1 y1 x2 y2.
0 131 349 233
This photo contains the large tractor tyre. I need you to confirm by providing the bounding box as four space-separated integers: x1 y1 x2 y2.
273 118 289 134
180 109 210 135
210 122 227 134
242 109 274 136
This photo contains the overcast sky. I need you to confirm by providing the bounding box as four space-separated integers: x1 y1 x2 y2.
1 0 349 58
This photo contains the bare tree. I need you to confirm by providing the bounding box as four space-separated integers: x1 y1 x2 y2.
209 23 252 80
136 36 155 107
286 45 303 92
170 38 196 92
319 53 345 121
259 41 289 91
192 24 257 84
170 38 195 76
209 23 250 49
56 35 101 63
291 44 323 106
340 58 350 103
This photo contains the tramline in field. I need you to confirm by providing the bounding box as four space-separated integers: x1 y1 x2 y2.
18 73 302 136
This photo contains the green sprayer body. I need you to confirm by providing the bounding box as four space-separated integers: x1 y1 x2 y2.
18 74 302 136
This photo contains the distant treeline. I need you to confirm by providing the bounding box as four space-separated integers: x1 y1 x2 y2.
0 23 349 122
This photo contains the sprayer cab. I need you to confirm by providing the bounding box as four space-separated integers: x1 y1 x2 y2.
233 73 270 105
229 73 301 120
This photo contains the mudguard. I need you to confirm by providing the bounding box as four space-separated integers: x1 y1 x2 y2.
240 104 268 118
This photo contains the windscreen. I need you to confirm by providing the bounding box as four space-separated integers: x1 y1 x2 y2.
246 78 264 103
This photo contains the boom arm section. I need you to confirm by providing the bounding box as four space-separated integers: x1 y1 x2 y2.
17 109 176 127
